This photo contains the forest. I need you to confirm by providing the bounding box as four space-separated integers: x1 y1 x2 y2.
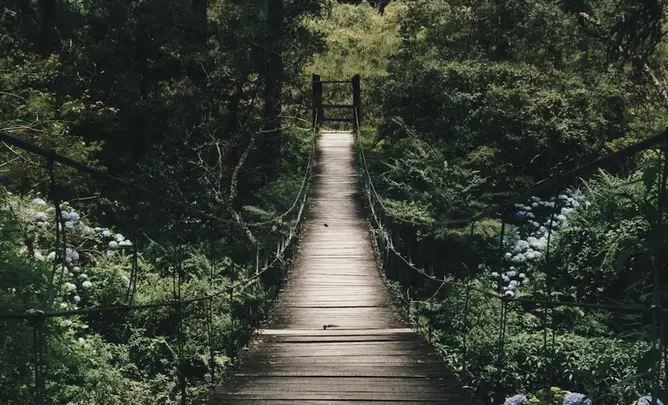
1 0 668 404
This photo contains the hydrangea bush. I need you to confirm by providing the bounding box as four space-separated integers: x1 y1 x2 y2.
1 192 241 404
485 189 586 296
13 196 136 310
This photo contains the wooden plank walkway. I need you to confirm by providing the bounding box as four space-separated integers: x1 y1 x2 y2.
212 131 476 404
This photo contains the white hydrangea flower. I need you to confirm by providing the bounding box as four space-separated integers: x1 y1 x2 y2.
512 254 526 263
73 295 81 304
34 212 48 221
65 282 77 291
34 251 44 261
65 248 79 262
108 241 119 249
115 233 125 242
31 198 47 205
82 281 92 289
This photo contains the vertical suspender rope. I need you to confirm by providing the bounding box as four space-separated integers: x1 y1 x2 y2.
651 145 668 403
543 204 558 401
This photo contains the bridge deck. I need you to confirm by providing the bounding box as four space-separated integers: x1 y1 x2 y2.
212 132 475 404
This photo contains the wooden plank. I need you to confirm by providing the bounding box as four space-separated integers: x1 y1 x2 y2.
210 132 479 405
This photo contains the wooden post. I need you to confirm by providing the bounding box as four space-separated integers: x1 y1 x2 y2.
312 74 323 128
352 74 361 130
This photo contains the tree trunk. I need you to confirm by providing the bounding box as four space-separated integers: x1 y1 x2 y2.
227 77 247 135
260 0 284 179
39 0 57 56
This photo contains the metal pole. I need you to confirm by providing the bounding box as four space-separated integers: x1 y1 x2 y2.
29 311 45 405
208 239 216 387
176 245 186 405
312 74 323 128
462 221 475 381
543 206 557 402
126 189 139 303
651 145 668 403
352 74 361 131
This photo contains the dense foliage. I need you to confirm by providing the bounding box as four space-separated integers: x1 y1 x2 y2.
1 0 323 403
356 0 668 404
3 0 668 404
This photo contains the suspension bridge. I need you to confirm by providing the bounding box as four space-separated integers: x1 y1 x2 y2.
1 74 668 405
210 129 474 404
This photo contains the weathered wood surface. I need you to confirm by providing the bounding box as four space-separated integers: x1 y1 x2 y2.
212 131 476 404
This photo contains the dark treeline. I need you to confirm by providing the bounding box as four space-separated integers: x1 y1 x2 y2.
0 1 328 403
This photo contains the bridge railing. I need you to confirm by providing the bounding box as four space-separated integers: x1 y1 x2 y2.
312 73 361 130
353 106 668 405
0 115 318 405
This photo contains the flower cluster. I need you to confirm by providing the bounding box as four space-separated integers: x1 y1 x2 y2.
24 196 133 308
489 189 585 296
563 392 592 405
502 391 593 405
503 394 529 405
633 397 664 405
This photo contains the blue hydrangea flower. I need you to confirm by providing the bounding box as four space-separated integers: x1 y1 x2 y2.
503 394 528 405
563 392 591 405
634 396 664 405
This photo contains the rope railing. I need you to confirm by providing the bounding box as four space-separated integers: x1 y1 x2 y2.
246 125 317 228
0 115 318 405
353 106 668 404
